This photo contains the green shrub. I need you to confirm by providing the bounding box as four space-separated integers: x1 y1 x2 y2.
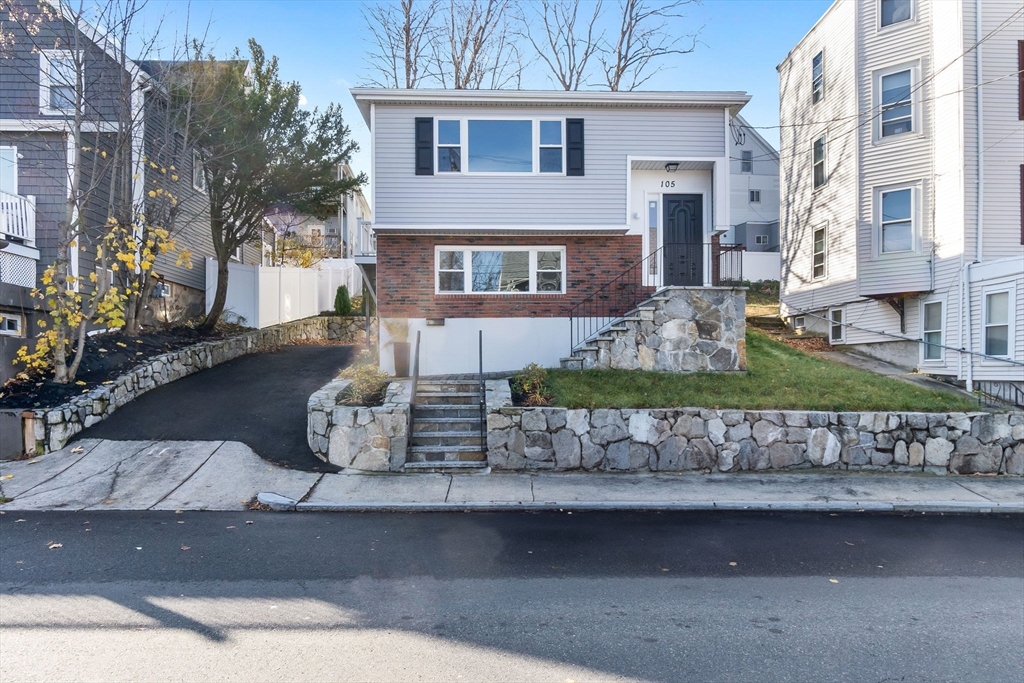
334 285 352 317
338 358 389 406
511 362 553 407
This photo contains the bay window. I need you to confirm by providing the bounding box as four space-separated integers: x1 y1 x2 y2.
436 246 565 294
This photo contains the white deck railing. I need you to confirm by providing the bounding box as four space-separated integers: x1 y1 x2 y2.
0 189 36 246
355 219 376 256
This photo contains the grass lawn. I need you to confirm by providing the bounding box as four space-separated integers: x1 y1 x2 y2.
547 329 979 412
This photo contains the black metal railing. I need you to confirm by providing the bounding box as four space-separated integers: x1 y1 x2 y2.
567 242 744 353
478 330 486 451
408 330 421 438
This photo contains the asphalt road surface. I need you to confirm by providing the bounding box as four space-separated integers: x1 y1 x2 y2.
1 510 1021 682
74 345 353 472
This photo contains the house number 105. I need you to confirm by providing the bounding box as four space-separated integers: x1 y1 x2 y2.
660 180 676 188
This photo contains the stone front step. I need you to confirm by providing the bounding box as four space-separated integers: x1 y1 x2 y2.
415 381 481 393
403 461 487 472
414 405 483 419
415 391 481 405
412 418 483 433
407 444 486 463
411 432 486 447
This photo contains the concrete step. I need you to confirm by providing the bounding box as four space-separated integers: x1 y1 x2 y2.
403 461 487 472
415 391 481 405
414 405 483 419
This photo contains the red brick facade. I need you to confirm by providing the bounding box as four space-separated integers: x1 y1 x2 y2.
377 234 643 318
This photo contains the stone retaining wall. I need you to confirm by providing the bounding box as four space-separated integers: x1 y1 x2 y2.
328 316 378 344
487 406 1024 475
8 315 373 459
307 379 409 472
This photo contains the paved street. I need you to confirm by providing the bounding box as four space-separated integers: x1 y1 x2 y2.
1 511 1021 682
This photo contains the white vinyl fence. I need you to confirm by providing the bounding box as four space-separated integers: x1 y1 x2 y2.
742 251 782 282
317 258 363 304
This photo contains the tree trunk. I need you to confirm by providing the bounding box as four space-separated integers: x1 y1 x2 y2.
201 255 230 332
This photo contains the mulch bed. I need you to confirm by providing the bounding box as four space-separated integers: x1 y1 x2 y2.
0 324 246 410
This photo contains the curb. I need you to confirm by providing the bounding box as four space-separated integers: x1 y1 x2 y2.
256 492 1024 514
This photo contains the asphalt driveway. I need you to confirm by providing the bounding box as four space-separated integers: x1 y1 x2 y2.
75 345 353 472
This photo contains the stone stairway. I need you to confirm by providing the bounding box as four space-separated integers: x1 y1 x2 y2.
559 299 663 370
405 379 488 472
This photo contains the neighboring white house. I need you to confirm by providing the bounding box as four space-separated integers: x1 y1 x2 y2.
777 0 1023 403
728 114 782 281
350 88 753 375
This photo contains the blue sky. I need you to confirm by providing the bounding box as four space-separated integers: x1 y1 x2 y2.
139 0 833 184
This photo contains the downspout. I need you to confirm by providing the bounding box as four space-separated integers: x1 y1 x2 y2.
966 0 984 392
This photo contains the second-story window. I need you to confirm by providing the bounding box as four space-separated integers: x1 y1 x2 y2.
437 119 461 173
749 189 761 203
812 51 824 103
741 150 753 173
192 151 206 193
469 120 532 173
880 187 913 253
880 0 912 28
880 70 913 137
812 226 827 279
40 50 77 114
539 121 563 173
812 136 826 188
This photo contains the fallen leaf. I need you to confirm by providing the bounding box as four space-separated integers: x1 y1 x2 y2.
829 579 839 584
15 519 26 523
135 547 142 550
47 542 62 550
728 562 738 567
660 568 670 572
0 474 13 480
181 545 191 551
103 499 115 505
245 520 254 525
844 542 855 546
70 446 84 454
226 526 236 529
176 521 184 524
174 510 182 514
116 342 127 348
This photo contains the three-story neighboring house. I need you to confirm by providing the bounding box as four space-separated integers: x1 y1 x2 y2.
0 2 259 381
351 88 754 375
778 0 1024 404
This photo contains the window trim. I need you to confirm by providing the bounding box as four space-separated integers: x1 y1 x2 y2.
811 50 824 104
874 61 920 142
434 245 567 295
812 224 827 280
793 316 806 330
876 183 918 255
829 307 845 344
39 49 78 116
0 145 18 195
230 243 243 262
749 189 761 203
812 135 827 189
0 312 24 337
740 150 753 174
754 234 769 245
192 150 207 193
920 298 945 364
982 285 1015 359
436 118 462 173
433 117 567 176
878 0 916 31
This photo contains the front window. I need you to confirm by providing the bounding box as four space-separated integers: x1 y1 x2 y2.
812 226 826 279
880 70 913 137
40 50 76 113
437 119 461 173
922 301 942 361
813 136 826 188
741 150 753 173
812 51 824 103
469 120 532 173
880 0 912 28
880 188 913 253
984 291 1010 356
436 247 566 294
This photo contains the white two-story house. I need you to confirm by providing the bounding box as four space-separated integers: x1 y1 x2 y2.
351 89 754 375
777 0 1024 404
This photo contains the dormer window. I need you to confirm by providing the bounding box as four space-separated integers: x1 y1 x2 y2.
880 0 912 28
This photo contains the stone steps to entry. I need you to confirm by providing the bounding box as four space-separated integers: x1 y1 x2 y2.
406 381 486 470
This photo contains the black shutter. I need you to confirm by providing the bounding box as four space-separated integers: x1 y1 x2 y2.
566 118 584 176
415 117 433 176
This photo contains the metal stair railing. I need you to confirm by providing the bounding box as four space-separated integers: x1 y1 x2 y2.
477 330 486 454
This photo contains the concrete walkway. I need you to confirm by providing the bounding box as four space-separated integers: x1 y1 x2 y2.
3 438 1021 513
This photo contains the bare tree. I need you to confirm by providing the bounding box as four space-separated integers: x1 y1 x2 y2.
601 0 701 91
516 0 604 91
361 0 437 88
432 0 522 90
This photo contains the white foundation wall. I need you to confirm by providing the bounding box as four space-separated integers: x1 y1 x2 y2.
379 318 572 376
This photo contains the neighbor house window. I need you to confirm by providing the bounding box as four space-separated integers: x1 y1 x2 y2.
741 150 753 173
0 146 17 194
880 69 913 137
436 246 566 294
40 50 77 114
922 300 943 361
829 308 845 343
0 312 23 337
192 151 206 192
231 243 243 261
880 0 912 28
880 187 913 253
755 235 769 245
984 290 1011 357
812 226 827 279
749 189 761 203
812 51 824 103
794 316 806 330
813 136 826 188
539 120 563 173
437 119 461 173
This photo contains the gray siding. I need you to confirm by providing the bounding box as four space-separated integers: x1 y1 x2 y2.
373 104 726 226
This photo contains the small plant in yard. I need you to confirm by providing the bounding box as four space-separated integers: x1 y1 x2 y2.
338 354 389 406
334 285 352 317
511 363 553 407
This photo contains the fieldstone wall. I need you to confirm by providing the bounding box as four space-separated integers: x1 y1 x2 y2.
10 316 339 459
307 379 409 472
571 287 746 373
327 316 379 344
488 406 1024 475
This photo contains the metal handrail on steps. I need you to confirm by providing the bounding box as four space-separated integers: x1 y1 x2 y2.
408 330 421 453
478 330 486 455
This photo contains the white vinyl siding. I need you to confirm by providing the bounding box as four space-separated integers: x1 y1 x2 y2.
435 246 565 295
373 104 727 226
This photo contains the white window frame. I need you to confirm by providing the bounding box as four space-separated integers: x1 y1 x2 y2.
749 189 761 203
39 49 78 116
433 117 567 176
811 50 824 104
0 145 18 195
812 135 827 189
793 316 806 330
192 150 206 193
436 118 462 173
230 243 244 262
875 183 918 255
920 298 945 364
0 312 24 337
878 0 915 31
812 224 827 280
874 62 920 142
434 245 566 295
754 234 769 245
829 307 845 344
982 285 1015 359
740 150 753 174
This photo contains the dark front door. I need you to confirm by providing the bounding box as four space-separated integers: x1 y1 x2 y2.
663 194 703 286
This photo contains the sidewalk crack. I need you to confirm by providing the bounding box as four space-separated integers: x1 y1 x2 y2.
3 439 102 499
950 478 996 503
297 474 325 504
530 477 536 502
148 441 226 510
444 474 453 503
